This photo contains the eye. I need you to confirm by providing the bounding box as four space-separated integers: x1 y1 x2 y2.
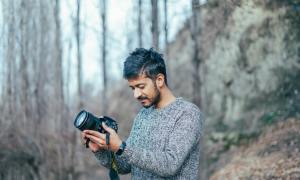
138 85 145 89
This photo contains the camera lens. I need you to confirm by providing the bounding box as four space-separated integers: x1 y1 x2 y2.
75 111 87 128
73 110 118 133
74 110 99 131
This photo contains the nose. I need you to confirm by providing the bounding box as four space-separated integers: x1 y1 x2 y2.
133 88 142 99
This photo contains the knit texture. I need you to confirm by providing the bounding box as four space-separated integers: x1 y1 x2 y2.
94 97 204 179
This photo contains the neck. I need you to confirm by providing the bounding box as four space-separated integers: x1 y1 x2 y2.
155 87 176 109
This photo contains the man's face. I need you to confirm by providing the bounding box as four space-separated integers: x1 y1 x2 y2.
128 75 160 108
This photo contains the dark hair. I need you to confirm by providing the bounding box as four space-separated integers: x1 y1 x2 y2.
123 48 168 85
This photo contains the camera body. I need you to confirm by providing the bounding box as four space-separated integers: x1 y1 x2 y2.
74 110 118 133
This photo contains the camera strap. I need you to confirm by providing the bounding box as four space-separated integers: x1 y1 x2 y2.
106 133 110 145
85 138 90 148
105 133 119 180
109 152 120 180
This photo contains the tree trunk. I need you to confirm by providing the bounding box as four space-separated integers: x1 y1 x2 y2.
151 0 159 50
76 0 83 111
65 41 72 120
164 0 169 70
19 0 31 130
191 0 202 109
3 0 15 118
70 0 82 178
100 0 108 115
54 0 65 132
164 0 168 56
138 0 143 48
54 0 66 178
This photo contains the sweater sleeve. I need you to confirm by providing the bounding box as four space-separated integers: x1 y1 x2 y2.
94 149 132 174
119 108 204 177
94 150 111 169
93 111 144 174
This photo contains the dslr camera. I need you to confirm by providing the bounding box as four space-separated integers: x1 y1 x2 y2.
73 110 118 133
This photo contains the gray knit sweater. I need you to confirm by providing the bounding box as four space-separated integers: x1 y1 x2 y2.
94 97 204 179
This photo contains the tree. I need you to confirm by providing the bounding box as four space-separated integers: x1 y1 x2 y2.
19 0 31 129
69 0 83 178
164 0 169 59
151 0 159 50
138 0 143 48
2 0 15 119
76 0 83 111
100 0 108 115
191 0 202 108
54 0 65 132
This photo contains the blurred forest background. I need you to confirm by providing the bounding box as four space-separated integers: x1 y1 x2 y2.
0 0 300 179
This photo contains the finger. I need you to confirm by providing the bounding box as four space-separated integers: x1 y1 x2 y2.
102 122 114 134
85 134 106 145
81 133 88 145
89 139 107 148
97 143 109 151
83 130 101 137
82 138 88 146
85 132 106 141
81 132 87 140
88 141 106 152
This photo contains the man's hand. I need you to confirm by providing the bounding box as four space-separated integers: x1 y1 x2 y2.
82 122 122 153
81 130 106 152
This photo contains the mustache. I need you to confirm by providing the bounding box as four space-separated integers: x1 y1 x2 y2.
137 96 148 100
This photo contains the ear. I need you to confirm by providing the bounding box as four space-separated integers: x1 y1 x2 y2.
155 74 165 88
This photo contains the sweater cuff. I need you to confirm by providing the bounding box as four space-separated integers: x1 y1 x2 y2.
94 149 111 166
118 143 136 164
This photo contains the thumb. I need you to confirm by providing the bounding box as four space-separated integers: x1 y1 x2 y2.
102 122 114 133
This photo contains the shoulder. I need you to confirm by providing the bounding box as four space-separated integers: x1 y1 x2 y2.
175 98 202 116
174 98 204 127
172 98 205 136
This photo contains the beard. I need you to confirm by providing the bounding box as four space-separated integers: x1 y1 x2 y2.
138 84 161 108
149 86 161 108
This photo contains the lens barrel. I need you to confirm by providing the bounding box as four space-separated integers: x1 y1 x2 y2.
74 110 100 131
73 110 118 133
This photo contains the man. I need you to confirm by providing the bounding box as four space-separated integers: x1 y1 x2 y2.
82 48 204 179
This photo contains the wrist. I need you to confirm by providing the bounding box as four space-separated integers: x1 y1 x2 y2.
113 140 122 152
115 141 126 155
